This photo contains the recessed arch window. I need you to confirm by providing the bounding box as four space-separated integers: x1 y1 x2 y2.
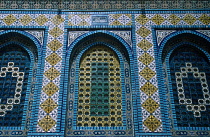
0 31 39 132
161 32 210 132
77 45 122 127
0 44 32 127
168 45 210 127
65 32 134 136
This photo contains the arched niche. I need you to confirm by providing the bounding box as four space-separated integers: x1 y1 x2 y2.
0 30 40 135
64 31 134 136
159 32 210 134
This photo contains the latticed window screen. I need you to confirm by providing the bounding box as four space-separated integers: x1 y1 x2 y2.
0 45 30 126
77 45 123 127
169 45 210 127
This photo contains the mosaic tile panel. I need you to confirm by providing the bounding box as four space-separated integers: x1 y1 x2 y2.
68 15 91 26
0 13 65 132
135 15 162 132
110 31 132 46
156 30 176 46
0 11 209 135
135 13 209 132
25 30 44 45
37 14 65 132
109 14 132 26
68 31 89 46
196 30 210 38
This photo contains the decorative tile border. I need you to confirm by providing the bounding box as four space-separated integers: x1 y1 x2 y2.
0 0 209 10
37 14 65 132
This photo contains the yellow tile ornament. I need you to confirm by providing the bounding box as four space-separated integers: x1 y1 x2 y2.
46 53 62 66
110 20 122 26
183 14 196 25
168 14 181 25
199 14 210 25
139 53 154 66
40 98 58 113
35 15 48 26
140 67 156 80
143 115 161 132
3 14 17 25
43 82 59 96
38 115 56 132
151 14 165 25
142 98 159 113
44 67 60 81
20 14 32 25
136 14 149 25
136 27 151 38
51 15 64 25
47 39 63 51
137 39 153 51
110 14 123 26
112 14 122 20
141 82 157 96
49 27 64 38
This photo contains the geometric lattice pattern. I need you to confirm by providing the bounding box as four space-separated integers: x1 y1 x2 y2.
151 14 165 25
0 49 30 127
47 40 63 51
169 47 210 127
137 39 153 51
44 67 60 81
46 53 61 66
136 27 151 38
20 15 32 26
36 12 64 132
40 98 58 113
35 15 48 26
2 14 17 25
77 45 122 127
68 15 91 26
109 14 132 25
42 82 59 96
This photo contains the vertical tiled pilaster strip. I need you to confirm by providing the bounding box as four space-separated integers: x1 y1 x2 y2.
135 14 163 132
37 14 65 132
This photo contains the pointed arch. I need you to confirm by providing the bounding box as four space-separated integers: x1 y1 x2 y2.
157 31 210 132
0 30 41 133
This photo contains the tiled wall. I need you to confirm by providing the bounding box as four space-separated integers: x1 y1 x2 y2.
0 9 209 137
